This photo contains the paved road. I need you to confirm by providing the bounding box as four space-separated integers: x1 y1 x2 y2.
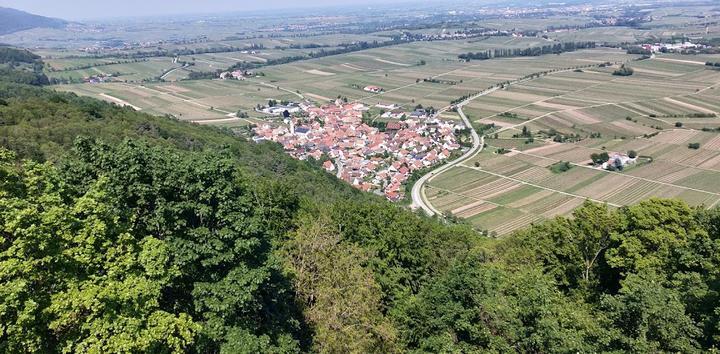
408 57 709 216
409 67 595 216
255 80 305 99
410 87 496 215
160 66 183 81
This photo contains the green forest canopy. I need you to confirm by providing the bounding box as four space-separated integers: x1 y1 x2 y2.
1 47 720 353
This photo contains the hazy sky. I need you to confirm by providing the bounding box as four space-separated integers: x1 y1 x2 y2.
0 0 399 20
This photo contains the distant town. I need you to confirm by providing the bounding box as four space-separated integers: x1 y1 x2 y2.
253 99 465 201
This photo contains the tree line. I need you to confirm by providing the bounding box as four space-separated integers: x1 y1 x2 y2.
47 58 148 72
459 41 596 61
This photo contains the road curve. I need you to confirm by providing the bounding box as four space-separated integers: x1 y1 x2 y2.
410 66 596 216
410 87 496 216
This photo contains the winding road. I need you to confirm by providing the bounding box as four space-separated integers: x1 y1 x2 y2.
410 67 589 216
410 87 496 215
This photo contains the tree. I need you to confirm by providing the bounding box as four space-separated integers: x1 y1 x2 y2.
0 149 200 353
601 272 702 353
612 65 634 76
628 150 637 159
0 141 308 353
521 126 531 137
591 152 610 165
395 255 606 353
498 201 619 293
572 202 620 286
605 199 701 277
283 213 398 353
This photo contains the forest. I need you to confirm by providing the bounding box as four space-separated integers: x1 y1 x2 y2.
1 47 720 353
0 47 50 86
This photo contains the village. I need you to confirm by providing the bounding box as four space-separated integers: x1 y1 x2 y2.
252 99 465 201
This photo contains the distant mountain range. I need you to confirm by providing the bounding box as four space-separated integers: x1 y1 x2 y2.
0 7 67 35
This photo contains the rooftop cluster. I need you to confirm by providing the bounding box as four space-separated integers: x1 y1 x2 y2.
253 101 465 200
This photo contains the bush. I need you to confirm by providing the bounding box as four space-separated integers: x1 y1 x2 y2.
590 152 610 165
612 65 634 76
550 161 573 173
688 142 701 150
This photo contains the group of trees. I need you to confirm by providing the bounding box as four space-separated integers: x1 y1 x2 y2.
422 77 457 85
0 141 308 353
0 47 50 86
0 47 42 63
74 44 265 60
492 199 720 352
625 45 652 55
3 46 720 353
550 160 573 173
613 64 634 76
307 39 404 59
513 126 533 138
591 151 611 165
458 41 596 61
46 58 147 72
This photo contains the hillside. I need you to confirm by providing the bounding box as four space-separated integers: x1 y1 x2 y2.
0 7 67 35
1 48 720 353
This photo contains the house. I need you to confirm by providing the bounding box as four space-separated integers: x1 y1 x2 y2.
601 153 636 170
231 70 245 80
295 127 310 136
262 104 301 116
364 85 383 93
352 103 369 111
386 122 403 134
410 109 428 119
375 103 399 110
323 160 335 172
381 110 405 119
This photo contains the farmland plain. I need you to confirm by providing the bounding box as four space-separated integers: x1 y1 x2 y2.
55 42 638 125
426 55 720 235
40 7 720 235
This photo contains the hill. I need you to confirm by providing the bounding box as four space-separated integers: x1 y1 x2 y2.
1 47 720 353
0 7 67 35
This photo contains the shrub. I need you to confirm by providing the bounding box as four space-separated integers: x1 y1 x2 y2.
612 65 634 76
550 161 573 173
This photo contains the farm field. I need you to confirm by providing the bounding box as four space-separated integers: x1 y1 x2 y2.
257 45 636 108
55 44 637 124
46 57 180 82
425 56 720 235
466 56 720 137
55 79 299 125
